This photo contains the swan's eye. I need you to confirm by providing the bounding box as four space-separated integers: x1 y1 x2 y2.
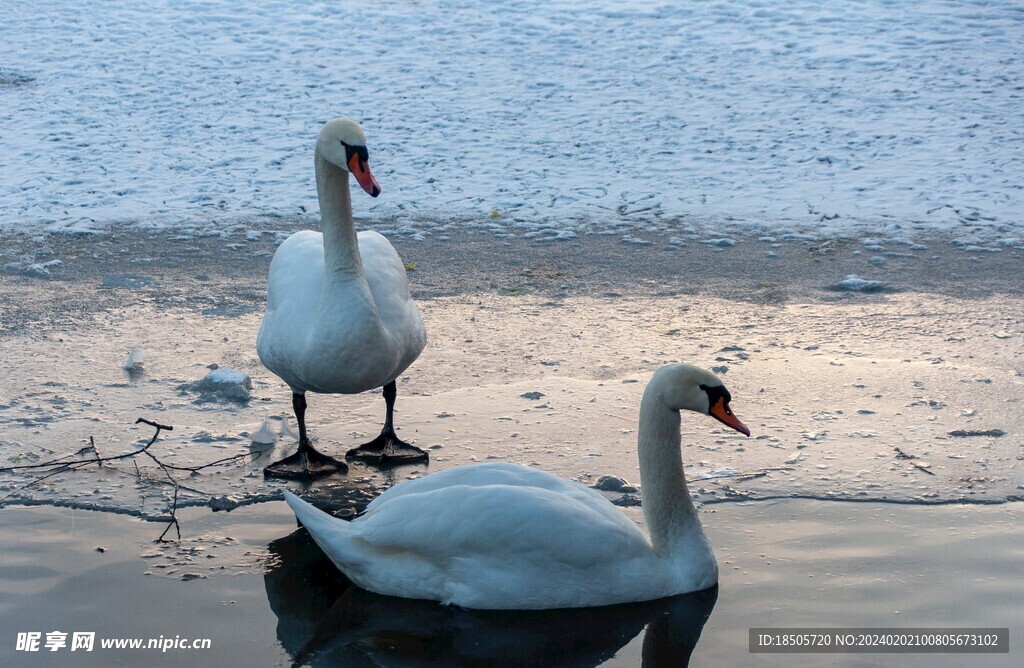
699 383 732 414
341 140 369 167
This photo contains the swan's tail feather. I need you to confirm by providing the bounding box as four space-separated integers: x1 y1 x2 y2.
282 490 352 549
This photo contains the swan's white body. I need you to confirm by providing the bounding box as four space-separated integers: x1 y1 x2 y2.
285 364 748 610
257 229 424 394
256 121 425 397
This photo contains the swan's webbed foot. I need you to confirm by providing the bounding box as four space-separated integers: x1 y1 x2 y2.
346 428 429 466
264 439 348 479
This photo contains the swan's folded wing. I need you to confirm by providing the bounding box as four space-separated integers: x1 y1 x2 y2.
257 231 326 387
352 483 659 608
365 462 623 523
264 230 325 312
357 483 651 566
357 231 425 362
357 231 410 301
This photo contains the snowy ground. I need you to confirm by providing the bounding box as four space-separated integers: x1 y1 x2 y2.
2 0 1022 245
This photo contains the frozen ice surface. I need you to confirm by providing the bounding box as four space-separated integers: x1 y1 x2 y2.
1 0 1022 243
2 283 1023 518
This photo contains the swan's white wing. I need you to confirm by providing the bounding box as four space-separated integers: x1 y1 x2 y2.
357 230 426 379
264 230 325 313
365 462 627 527
360 483 650 562
257 231 325 390
348 480 662 608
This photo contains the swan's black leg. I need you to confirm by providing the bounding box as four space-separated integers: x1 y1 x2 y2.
264 393 348 479
346 381 428 465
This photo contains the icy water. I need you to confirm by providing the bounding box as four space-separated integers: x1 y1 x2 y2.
1 499 1021 667
2 0 1022 242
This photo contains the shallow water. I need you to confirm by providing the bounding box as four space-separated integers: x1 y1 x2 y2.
1 499 1020 667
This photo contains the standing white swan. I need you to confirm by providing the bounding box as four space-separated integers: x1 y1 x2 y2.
284 364 750 609
258 118 427 478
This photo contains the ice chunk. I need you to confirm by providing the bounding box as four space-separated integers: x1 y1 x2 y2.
831 275 887 293
21 260 62 277
209 495 242 512
694 468 739 480
178 367 252 404
592 475 638 493
123 348 146 370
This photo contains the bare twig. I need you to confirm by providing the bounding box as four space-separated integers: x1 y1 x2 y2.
2 417 253 541
893 446 935 475
156 452 252 472
124 466 206 495
156 486 181 542
0 420 169 472
0 445 92 474
144 450 179 486
136 417 174 432
8 463 88 495
88 437 102 465
736 465 794 479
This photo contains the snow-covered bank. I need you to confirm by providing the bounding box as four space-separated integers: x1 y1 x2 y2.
2 0 1021 242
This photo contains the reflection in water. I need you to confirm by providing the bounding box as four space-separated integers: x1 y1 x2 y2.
125 366 147 384
265 529 717 667
263 525 352 657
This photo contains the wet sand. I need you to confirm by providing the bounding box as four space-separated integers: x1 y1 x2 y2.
3 223 1024 334
1 226 1023 665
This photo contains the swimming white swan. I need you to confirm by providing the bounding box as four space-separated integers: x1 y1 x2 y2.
284 363 750 609
258 118 427 478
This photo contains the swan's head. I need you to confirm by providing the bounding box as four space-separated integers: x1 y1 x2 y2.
316 118 381 197
649 364 750 436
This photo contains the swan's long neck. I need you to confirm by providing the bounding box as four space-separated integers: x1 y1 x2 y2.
637 389 703 557
315 147 363 276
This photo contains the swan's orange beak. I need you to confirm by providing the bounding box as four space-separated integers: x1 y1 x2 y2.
348 153 381 198
710 398 750 436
